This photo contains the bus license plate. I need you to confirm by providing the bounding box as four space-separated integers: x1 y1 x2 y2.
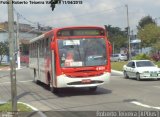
81 79 91 84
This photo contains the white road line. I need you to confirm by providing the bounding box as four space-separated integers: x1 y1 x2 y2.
131 101 160 110
18 102 47 117
0 80 33 85
18 102 38 111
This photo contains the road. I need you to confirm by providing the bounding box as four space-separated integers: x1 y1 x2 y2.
0 68 160 117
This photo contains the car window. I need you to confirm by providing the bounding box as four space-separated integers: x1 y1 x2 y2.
132 62 135 68
127 62 133 67
136 61 155 67
121 54 126 56
112 54 118 57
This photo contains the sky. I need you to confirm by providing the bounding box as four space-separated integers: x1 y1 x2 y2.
0 0 160 34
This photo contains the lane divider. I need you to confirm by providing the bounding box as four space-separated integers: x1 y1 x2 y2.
131 101 160 110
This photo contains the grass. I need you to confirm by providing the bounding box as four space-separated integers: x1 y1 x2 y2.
111 61 160 71
0 102 32 112
0 64 9 68
155 61 160 67
111 61 128 71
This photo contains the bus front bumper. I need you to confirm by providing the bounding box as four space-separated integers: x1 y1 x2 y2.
56 72 110 88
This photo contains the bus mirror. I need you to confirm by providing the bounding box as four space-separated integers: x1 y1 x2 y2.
50 42 55 50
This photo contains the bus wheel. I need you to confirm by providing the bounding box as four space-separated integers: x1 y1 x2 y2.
51 87 59 94
89 86 97 92
34 69 39 84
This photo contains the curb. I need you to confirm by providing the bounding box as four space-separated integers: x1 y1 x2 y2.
18 102 47 117
111 69 123 75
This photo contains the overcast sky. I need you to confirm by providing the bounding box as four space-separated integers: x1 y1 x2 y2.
0 0 160 33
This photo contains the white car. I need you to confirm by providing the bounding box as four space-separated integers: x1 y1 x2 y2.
123 60 160 80
111 53 128 62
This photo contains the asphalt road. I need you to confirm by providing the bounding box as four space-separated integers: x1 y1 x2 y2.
0 68 160 117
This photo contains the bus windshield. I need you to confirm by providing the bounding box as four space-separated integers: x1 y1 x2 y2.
58 38 107 67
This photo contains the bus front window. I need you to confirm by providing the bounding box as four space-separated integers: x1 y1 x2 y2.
58 38 107 67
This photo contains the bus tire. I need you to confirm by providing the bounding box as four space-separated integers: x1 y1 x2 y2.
34 69 39 84
51 87 59 93
89 86 97 92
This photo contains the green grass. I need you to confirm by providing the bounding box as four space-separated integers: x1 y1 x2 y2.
0 64 9 67
0 102 32 112
111 61 160 71
111 61 128 71
155 61 160 67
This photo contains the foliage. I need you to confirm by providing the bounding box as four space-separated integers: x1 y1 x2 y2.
151 53 160 61
105 25 128 53
152 41 160 51
132 53 151 60
0 41 9 64
137 23 160 48
155 61 160 67
111 61 128 71
0 102 32 111
137 15 156 30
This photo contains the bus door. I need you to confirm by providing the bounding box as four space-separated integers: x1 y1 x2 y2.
50 41 56 88
37 41 40 81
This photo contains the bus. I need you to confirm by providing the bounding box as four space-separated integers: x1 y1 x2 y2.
29 26 112 93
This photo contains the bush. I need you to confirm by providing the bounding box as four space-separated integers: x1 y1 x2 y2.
132 53 151 60
151 53 160 61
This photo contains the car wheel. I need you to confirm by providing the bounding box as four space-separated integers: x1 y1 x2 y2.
51 86 59 94
136 73 141 81
124 71 129 79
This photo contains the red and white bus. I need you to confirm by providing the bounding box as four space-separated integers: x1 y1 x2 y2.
29 26 112 93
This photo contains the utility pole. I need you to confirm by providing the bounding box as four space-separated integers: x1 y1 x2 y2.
112 42 114 54
125 4 131 60
16 13 21 69
8 0 17 115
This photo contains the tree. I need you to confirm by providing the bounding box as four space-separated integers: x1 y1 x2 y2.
0 41 9 64
105 25 128 53
137 15 156 30
137 24 160 48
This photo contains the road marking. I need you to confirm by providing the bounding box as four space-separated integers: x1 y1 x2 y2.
0 80 33 85
18 102 47 117
131 101 160 110
18 102 38 111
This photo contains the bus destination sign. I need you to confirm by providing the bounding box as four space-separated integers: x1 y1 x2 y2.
57 29 105 36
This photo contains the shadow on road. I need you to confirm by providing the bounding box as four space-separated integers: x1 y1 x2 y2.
36 81 112 97
54 87 112 97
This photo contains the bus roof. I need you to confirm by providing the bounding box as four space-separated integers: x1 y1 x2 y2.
53 26 105 31
29 26 105 43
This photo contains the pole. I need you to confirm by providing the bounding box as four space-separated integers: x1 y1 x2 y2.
112 42 114 54
125 4 131 60
16 13 21 69
8 0 17 115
